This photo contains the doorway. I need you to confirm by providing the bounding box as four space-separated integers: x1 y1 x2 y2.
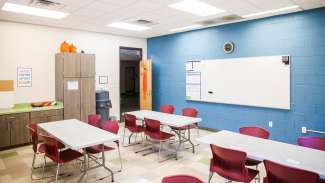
119 47 142 116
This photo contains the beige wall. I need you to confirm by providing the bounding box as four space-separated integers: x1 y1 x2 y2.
0 21 147 118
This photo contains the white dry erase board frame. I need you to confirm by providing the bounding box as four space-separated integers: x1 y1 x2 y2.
185 55 291 110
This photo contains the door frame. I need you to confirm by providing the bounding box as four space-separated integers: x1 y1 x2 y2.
119 46 143 119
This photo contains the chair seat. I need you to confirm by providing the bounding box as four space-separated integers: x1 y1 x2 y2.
146 131 174 141
245 158 261 166
56 149 83 163
171 124 197 131
38 143 46 153
127 125 145 133
86 144 115 154
210 159 259 182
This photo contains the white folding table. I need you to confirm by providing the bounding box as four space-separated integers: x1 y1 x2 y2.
125 110 202 159
197 130 325 179
38 119 120 182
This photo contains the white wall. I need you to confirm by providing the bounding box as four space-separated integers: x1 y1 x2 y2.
0 21 147 118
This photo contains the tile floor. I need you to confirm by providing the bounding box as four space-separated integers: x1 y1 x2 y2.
0 127 266 183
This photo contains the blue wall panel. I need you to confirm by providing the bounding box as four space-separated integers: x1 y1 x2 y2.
147 8 325 144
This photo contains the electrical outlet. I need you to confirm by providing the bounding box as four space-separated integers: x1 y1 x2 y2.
302 126 307 133
268 121 273 128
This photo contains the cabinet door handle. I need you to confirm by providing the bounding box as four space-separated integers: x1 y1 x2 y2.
7 122 10 131
8 116 15 119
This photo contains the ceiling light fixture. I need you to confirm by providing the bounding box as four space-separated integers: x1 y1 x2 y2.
108 22 150 31
169 0 225 17
169 24 203 32
242 5 300 18
1 2 68 19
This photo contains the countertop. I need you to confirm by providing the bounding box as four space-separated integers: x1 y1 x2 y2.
0 102 63 115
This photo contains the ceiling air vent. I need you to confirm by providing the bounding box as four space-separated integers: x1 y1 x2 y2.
30 0 65 9
197 14 243 26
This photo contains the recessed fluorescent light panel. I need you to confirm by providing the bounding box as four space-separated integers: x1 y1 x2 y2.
169 24 203 32
242 5 300 18
1 2 68 19
169 0 225 16
108 22 150 31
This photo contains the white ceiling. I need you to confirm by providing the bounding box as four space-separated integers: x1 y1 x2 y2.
0 0 325 38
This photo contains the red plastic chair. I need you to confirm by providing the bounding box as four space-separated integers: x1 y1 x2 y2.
88 114 101 128
40 133 83 182
144 118 174 161
26 123 46 180
123 114 145 145
297 136 325 151
172 108 198 130
239 126 270 139
209 144 259 183
161 105 175 114
86 120 123 171
263 159 319 183
162 174 204 183
239 126 270 177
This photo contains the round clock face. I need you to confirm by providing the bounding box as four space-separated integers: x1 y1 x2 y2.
223 41 234 54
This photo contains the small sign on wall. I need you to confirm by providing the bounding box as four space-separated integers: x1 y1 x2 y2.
17 67 32 87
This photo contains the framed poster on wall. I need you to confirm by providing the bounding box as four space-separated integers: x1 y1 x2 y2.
17 67 32 87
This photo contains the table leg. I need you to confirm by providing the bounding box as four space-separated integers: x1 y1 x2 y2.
174 130 183 160
187 128 195 153
77 149 88 183
101 151 114 182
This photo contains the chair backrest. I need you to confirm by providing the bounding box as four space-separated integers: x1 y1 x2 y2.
102 120 120 135
39 133 60 163
124 114 137 128
144 118 161 135
182 108 198 117
161 105 175 114
162 175 204 183
88 114 101 128
239 126 270 139
263 159 319 183
26 123 38 153
210 144 248 182
297 136 325 151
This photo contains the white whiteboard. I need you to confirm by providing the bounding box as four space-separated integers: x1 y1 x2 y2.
186 55 290 110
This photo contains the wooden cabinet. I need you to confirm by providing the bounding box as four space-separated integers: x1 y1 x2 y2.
80 78 96 122
30 109 63 124
63 78 81 120
0 116 11 148
0 109 63 149
55 53 95 122
10 113 30 146
81 54 95 77
0 113 30 148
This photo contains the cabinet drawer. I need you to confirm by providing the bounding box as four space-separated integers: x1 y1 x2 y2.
1 113 29 121
30 109 63 118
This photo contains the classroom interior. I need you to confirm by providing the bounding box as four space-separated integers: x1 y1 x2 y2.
0 0 325 183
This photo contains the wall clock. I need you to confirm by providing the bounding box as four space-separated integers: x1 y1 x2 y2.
223 41 234 54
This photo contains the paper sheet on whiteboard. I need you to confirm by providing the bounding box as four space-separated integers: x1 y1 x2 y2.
67 80 78 90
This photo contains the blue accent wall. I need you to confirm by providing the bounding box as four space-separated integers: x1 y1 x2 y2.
147 8 325 144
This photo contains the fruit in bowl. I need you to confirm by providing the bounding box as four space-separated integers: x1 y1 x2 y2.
31 101 52 107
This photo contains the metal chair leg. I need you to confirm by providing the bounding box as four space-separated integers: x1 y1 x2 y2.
208 171 213 183
117 145 123 172
158 141 162 161
122 125 126 145
42 155 46 179
55 163 60 183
